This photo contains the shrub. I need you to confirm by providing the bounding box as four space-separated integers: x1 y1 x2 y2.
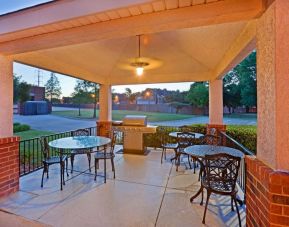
13 122 20 127
13 124 31 133
144 124 256 154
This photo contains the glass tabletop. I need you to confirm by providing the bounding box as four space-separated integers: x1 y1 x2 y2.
169 132 204 139
48 136 111 150
184 145 244 158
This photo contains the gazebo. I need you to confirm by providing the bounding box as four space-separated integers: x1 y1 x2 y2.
0 0 289 226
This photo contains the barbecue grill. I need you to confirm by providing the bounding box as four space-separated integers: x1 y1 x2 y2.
113 115 157 155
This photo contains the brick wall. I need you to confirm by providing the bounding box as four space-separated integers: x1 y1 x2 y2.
246 156 289 226
0 137 20 198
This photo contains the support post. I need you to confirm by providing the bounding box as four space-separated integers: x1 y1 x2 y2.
97 84 112 137
208 79 225 136
0 56 20 198
0 55 13 138
246 1 289 226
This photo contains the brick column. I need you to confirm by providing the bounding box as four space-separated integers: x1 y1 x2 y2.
208 79 225 137
246 156 289 226
0 137 20 198
246 0 289 226
97 84 112 137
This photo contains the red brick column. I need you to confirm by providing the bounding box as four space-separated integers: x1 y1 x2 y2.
96 121 112 137
246 156 289 226
0 137 20 198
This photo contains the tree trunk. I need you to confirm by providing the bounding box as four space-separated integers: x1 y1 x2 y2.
78 104 81 116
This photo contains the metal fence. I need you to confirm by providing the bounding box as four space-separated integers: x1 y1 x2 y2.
219 131 254 201
19 127 96 176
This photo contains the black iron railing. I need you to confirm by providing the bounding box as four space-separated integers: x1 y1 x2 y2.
219 130 254 200
19 127 96 176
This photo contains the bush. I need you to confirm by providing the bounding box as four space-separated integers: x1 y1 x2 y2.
226 125 257 154
144 124 256 154
13 123 31 133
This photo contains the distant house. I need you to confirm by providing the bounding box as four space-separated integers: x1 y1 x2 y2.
29 86 45 101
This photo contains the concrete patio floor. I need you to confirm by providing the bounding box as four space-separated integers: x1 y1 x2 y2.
0 147 245 227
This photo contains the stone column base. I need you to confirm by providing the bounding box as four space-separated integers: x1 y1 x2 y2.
0 137 20 198
246 156 289 226
206 124 226 135
96 121 112 137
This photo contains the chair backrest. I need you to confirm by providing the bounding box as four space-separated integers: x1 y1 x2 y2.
201 134 221 146
39 136 50 159
179 125 191 133
109 131 118 153
158 127 169 145
72 129 89 136
204 153 241 192
177 132 195 149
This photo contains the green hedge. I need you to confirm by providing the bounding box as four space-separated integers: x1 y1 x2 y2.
13 123 31 133
144 124 257 154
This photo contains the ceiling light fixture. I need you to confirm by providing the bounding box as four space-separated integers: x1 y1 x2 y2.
130 35 149 76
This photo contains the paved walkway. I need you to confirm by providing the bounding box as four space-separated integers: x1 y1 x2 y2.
0 149 245 226
14 114 96 133
152 115 256 127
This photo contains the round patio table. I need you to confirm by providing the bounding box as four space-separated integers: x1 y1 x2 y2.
168 132 204 162
184 145 244 204
49 136 111 189
169 132 204 139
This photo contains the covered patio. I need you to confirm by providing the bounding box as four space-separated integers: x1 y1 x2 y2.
0 147 245 226
0 0 289 226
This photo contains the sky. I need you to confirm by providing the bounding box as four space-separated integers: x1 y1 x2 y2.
4 1 193 97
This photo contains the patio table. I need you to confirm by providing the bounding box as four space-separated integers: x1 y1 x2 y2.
169 132 204 139
184 145 244 204
168 132 204 162
49 136 111 189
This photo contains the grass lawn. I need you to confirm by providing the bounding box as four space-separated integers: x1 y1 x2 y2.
15 130 53 141
52 109 195 122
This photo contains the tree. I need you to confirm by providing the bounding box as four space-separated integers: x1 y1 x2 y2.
72 80 98 117
186 82 209 108
223 51 256 112
125 88 138 104
73 80 99 118
13 74 31 104
45 73 62 102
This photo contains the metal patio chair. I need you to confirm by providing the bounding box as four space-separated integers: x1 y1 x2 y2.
200 153 242 226
94 131 117 183
40 136 68 190
70 129 92 173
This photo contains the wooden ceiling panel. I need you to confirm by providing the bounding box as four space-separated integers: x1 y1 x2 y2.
151 1 166 12
139 4 154 14
117 8 131 18
192 0 205 5
128 6 142 16
106 11 120 20
178 0 192 7
165 0 179 10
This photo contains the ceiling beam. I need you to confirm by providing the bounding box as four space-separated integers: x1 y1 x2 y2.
109 72 213 85
212 20 257 79
2 0 264 55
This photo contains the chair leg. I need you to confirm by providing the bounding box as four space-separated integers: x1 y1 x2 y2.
187 155 192 169
111 158 115 179
231 197 235 211
66 158 69 177
70 154 74 173
60 163 63 191
62 162 65 186
87 153 91 172
176 153 180 171
202 190 211 224
164 148 166 160
234 197 242 227
104 158 107 183
200 187 204 206
41 165 46 187
47 165 49 179
161 148 164 164
94 159 97 181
